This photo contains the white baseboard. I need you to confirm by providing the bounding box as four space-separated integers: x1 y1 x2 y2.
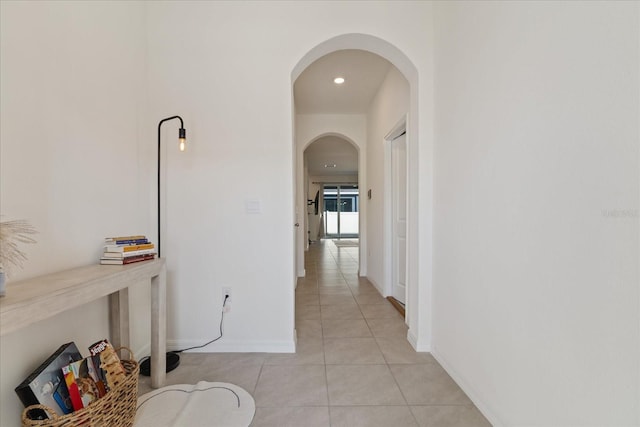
167 338 296 353
406 329 430 352
431 347 503 427
407 329 419 350
133 342 151 361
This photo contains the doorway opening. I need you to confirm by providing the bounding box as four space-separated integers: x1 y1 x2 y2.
323 184 359 239
292 33 428 351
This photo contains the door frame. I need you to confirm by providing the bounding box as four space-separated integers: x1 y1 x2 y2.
384 117 408 313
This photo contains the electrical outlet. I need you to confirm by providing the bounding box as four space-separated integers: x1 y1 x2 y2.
222 287 232 313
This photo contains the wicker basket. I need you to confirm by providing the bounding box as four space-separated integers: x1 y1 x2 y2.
22 347 139 427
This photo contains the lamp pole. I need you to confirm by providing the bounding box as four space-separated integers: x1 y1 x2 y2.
143 115 186 377
157 115 186 258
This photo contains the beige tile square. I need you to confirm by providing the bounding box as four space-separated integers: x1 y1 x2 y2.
359 303 403 319
348 283 380 294
339 270 359 278
296 293 320 305
354 292 387 305
318 287 353 295
353 289 388 305
366 317 409 338
317 272 344 279
298 275 317 284
376 337 436 364
252 407 330 427
295 283 319 294
139 353 265 395
390 364 473 405
296 304 321 320
316 263 339 270
345 277 374 286
410 405 492 427
318 283 351 293
330 406 418 427
317 279 348 287
322 318 372 338
296 319 323 338
179 352 267 367
320 293 357 306
254 365 328 407
323 337 385 364
326 365 406 406
320 305 364 320
264 338 324 365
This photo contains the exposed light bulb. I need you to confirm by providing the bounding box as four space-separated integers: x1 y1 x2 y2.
334 77 345 84
178 127 186 151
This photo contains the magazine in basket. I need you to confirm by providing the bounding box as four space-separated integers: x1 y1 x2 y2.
14 343 82 420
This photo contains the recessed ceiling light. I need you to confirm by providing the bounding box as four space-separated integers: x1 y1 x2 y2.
324 163 337 168
333 77 345 85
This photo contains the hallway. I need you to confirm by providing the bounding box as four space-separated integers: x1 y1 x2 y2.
284 239 490 426
139 239 490 426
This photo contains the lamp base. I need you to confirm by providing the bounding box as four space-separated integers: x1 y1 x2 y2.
140 351 180 376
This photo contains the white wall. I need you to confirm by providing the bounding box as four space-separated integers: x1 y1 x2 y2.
432 2 640 425
0 1 149 425
365 67 409 298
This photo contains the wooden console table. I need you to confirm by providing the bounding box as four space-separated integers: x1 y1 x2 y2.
0 258 167 388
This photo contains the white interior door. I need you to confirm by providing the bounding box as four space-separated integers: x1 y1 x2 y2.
392 133 407 304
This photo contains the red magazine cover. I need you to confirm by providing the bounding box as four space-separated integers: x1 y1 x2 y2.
61 365 84 411
67 358 101 407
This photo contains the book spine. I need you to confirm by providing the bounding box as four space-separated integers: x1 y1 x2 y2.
102 248 156 259
88 340 111 394
122 254 156 264
106 238 149 245
100 254 156 265
61 366 84 411
105 235 146 242
103 243 155 253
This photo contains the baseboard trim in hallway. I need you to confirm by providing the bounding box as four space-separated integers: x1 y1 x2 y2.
386 296 405 317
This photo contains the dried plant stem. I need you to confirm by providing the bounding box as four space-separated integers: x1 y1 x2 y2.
0 219 38 274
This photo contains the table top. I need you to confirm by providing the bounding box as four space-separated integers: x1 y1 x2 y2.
0 258 165 336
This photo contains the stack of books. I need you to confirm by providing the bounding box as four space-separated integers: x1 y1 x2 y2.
100 235 156 265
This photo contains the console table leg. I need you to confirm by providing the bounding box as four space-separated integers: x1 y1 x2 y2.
150 267 166 388
109 289 130 358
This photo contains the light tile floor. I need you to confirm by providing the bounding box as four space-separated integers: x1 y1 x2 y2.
139 239 491 426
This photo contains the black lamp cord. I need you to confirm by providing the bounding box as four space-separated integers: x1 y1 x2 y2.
174 294 229 353
138 295 228 366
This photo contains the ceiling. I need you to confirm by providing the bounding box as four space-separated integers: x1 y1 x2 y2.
295 49 391 177
294 49 392 114
305 135 358 176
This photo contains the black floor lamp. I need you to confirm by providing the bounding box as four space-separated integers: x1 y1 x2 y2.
140 115 186 376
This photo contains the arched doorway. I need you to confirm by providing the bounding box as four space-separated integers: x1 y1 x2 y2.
304 134 360 245
291 34 428 351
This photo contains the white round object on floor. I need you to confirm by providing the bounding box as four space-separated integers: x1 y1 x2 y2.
134 381 255 427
